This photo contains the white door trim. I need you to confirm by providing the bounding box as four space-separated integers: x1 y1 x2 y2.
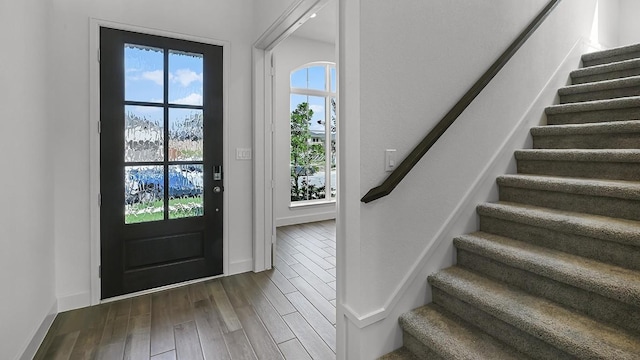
89 18 231 305
251 0 333 272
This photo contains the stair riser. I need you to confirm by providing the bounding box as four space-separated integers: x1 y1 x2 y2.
560 86 640 104
402 331 444 360
479 215 640 271
431 288 573 360
533 133 640 149
583 52 640 67
516 160 640 181
546 107 640 125
572 68 640 84
457 250 640 334
498 186 640 221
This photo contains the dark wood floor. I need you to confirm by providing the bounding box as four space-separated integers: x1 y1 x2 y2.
34 220 336 359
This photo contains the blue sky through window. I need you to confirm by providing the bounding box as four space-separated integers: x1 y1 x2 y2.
124 44 204 106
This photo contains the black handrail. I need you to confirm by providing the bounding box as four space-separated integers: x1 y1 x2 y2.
361 0 562 203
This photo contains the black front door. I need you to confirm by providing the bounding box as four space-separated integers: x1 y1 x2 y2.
100 28 223 299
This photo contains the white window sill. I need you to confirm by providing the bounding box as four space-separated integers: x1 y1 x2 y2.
289 199 336 209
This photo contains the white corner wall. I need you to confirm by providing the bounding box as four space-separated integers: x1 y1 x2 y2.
340 0 600 358
0 0 57 359
50 0 256 308
619 0 640 46
273 36 336 226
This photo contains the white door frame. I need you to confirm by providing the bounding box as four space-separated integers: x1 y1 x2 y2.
89 19 231 305
252 0 333 272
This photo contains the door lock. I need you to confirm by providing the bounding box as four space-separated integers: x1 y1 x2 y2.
213 186 223 193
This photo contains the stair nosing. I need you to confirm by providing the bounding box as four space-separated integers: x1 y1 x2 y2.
497 174 640 200
454 232 640 307
571 58 640 79
477 201 640 247
582 43 640 63
531 120 640 135
399 304 530 360
514 148 640 162
559 75 640 95
545 96 640 115
429 267 640 359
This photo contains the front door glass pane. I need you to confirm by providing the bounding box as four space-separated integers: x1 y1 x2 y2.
168 165 204 219
125 166 165 224
169 50 204 106
124 105 164 162
124 44 164 103
169 108 203 161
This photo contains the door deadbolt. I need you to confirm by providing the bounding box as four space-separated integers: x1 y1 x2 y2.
213 186 222 193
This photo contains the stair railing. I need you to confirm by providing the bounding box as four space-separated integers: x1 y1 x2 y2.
361 0 562 203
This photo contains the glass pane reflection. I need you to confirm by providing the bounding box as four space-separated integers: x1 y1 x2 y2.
125 166 165 224
124 44 164 103
124 105 164 162
168 165 203 219
169 108 203 161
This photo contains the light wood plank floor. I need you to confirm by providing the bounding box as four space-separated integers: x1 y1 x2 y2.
34 220 336 360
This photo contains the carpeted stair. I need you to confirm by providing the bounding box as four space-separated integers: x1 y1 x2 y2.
380 43 640 359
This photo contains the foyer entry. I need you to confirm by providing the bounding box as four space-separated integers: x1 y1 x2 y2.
99 28 224 299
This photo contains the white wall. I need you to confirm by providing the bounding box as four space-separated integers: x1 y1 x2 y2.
273 36 336 226
597 0 620 47
49 0 256 307
339 0 599 358
0 0 57 358
253 0 298 40
619 0 640 46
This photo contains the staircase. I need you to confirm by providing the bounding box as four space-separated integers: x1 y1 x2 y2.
381 43 640 359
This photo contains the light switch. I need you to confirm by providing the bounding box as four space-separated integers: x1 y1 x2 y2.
236 148 252 160
385 149 396 172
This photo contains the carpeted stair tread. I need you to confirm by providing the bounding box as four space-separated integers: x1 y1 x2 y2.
582 43 640 67
570 58 640 83
515 148 640 162
497 174 640 200
377 347 419 360
429 267 640 359
477 201 640 248
559 75 640 96
399 304 529 360
454 232 640 307
531 119 640 136
545 95 640 115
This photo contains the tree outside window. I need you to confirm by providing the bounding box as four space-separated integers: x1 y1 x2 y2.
290 63 336 203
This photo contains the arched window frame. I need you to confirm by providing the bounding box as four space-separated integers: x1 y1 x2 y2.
289 62 337 204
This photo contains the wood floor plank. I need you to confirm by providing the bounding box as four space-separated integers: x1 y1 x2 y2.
174 321 204 360
68 328 102 360
282 312 334 360
289 276 336 325
151 349 176 360
43 331 79 360
327 281 336 291
286 292 336 352
330 299 337 307
273 254 299 279
150 291 175 356
221 276 251 309
327 267 336 277
131 294 151 317
325 256 336 267
207 279 243 333
223 330 258 360
33 316 62 360
192 298 230 360
251 272 296 316
170 287 194 325
236 273 295 345
276 249 299 266
292 253 335 283
297 239 333 259
123 313 151 360
321 246 336 257
274 238 300 256
290 263 335 301
295 245 334 270
235 306 284 360
278 339 312 360
321 239 336 250
265 268 297 294
97 300 131 360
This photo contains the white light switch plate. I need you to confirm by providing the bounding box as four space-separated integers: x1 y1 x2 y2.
236 148 252 160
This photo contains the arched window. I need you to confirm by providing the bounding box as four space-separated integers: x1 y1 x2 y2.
290 62 336 203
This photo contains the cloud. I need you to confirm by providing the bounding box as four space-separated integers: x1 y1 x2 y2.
142 70 164 85
173 69 203 87
310 104 325 114
173 93 203 106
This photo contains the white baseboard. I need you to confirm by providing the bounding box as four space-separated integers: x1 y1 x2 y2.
19 299 57 360
276 211 336 227
57 291 92 312
229 259 254 275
